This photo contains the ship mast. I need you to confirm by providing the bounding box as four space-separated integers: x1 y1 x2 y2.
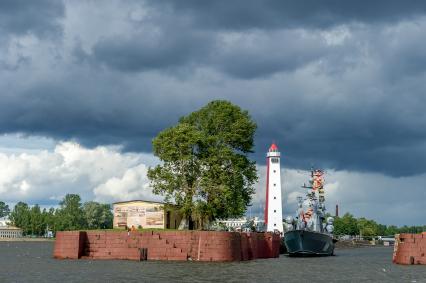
298 168 327 232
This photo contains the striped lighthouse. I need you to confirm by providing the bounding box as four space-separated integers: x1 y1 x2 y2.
264 143 284 233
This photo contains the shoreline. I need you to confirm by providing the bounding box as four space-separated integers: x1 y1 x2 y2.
0 238 55 242
334 240 393 250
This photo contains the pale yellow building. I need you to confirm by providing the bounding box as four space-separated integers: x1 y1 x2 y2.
113 200 183 230
0 218 23 238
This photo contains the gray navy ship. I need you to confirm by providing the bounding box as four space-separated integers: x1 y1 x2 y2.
283 169 336 256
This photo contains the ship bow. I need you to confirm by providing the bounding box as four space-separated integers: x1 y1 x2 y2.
284 230 334 256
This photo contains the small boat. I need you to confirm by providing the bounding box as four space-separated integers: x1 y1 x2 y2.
284 169 336 256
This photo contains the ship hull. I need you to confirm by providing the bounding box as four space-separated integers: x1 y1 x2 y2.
284 230 335 256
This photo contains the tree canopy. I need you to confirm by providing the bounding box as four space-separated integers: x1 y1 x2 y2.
0 201 10 218
55 194 85 231
9 202 31 233
332 213 425 237
333 213 359 236
83 201 113 229
148 100 258 228
8 195 113 235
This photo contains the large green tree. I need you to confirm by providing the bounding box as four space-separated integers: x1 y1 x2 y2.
29 204 45 236
0 201 10 218
83 201 113 229
148 100 258 229
9 202 31 234
55 194 85 231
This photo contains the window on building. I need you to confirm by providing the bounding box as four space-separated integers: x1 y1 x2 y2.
274 210 276 213
274 196 276 199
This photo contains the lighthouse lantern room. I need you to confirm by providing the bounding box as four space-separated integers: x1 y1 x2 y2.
264 143 284 233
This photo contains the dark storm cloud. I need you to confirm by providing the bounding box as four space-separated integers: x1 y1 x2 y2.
83 21 333 79
78 1 426 79
1 0 426 179
0 0 64 37
254 118 426 177
79 1 426 80
90 30 211 72
88 28 330 78
0 77 174 152
213 30 329 79
377 23 426 79
250 69 426 176
149 0 426 30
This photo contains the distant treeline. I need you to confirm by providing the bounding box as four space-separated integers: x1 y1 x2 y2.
333 213 425 237
2 197 425 237
1 194 113 236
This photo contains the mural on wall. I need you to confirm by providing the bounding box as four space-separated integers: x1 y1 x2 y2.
114 207 128 227
114 203 164 228
146 207 164 227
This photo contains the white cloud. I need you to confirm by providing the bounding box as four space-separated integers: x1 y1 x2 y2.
93 164 161 203
0 141 160 205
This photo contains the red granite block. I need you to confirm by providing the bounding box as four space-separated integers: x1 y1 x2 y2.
54 230 281 262
397 242 411 248
107 242 126 248
240 234 249 261
415 257 426 265
395 255 411 264
89 243 107 248
167 255 187 261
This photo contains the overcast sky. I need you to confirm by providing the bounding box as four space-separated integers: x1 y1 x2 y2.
0 0 425 226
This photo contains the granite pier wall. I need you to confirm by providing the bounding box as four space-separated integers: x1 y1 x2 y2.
53 230 280 262
393 233 426 265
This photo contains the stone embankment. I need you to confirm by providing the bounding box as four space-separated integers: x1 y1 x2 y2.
393 233 426 265
53 230 280 262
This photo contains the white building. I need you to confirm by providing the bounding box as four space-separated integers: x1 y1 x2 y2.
218 217 265 231
0 217 22 238
264 143 284 233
